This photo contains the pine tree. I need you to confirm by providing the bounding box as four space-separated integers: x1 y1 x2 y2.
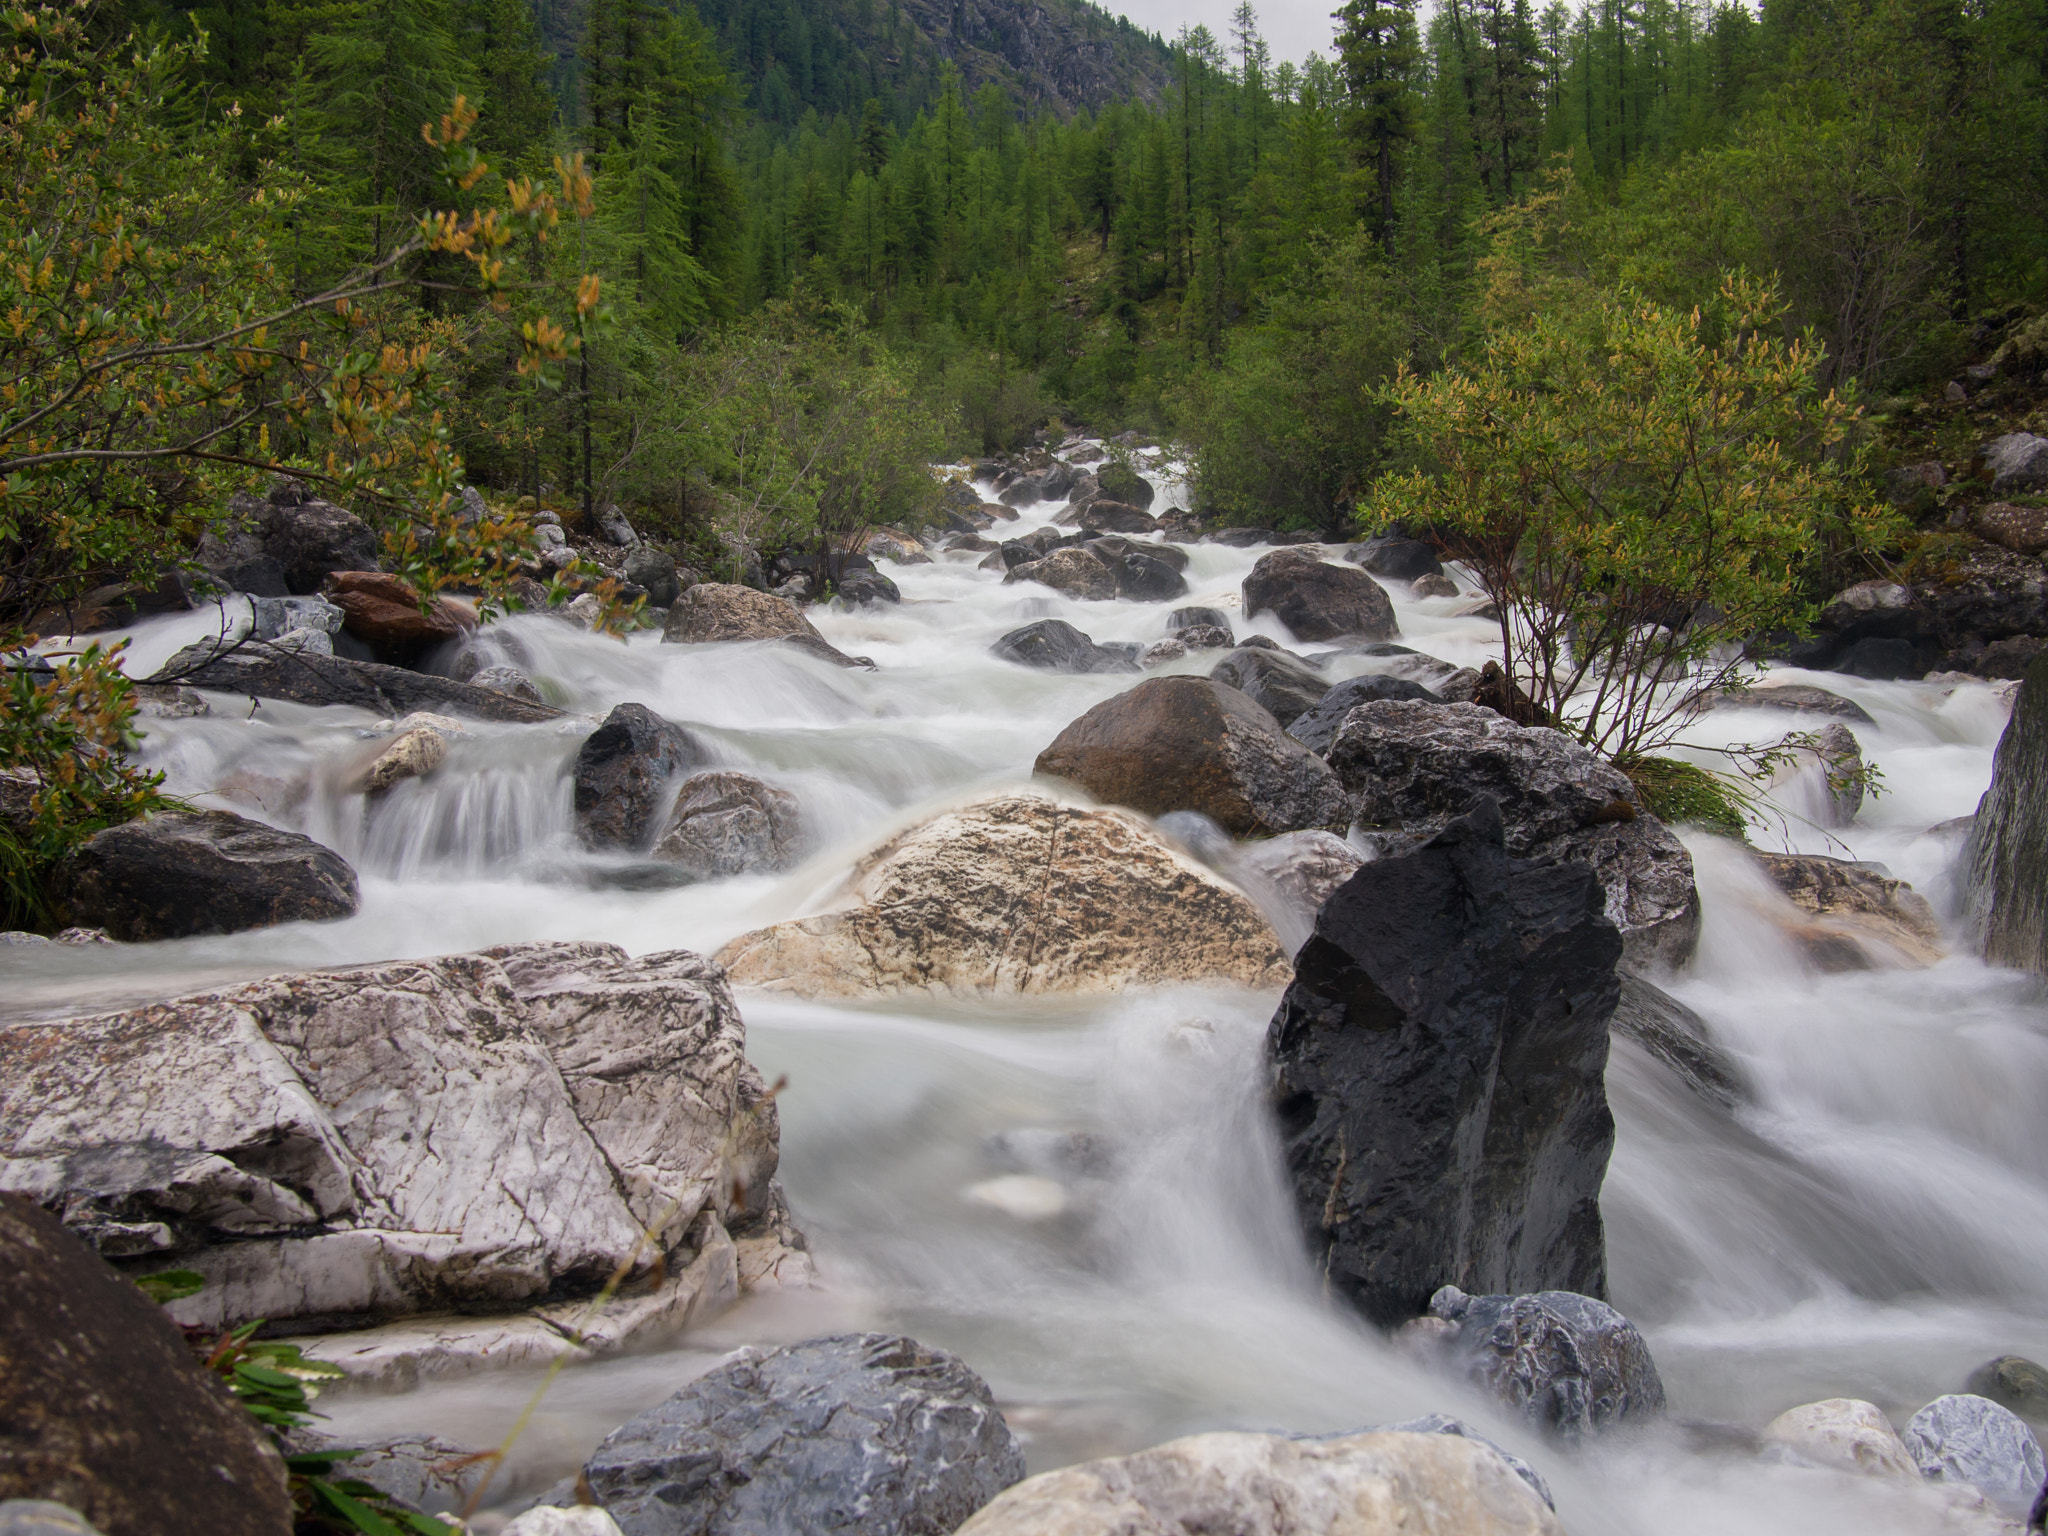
1336 0 1420 244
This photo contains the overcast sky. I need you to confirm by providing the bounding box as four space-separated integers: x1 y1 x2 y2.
1108 0 1344 69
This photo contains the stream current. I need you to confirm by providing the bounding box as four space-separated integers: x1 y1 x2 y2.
8 455 2044 1533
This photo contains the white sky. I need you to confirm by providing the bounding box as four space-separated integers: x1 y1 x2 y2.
1108 0 1344 69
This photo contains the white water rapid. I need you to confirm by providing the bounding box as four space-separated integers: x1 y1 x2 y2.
9 453 2042 1533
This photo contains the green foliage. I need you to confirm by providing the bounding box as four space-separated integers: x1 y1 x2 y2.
133 1268 206 1304
1620 755 1750 840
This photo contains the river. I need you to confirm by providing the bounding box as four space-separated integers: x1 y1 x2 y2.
6 452 2039 1533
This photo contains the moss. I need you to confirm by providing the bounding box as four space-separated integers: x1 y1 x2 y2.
1620 755 1750 841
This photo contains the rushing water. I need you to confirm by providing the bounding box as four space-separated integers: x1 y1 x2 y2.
9 455 2043 1532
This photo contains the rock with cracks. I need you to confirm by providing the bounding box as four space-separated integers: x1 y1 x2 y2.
54 809 359 941
1968 652 2048 976
1034 677 1350 837
955 1429 1562 1536
1327 701 1700 970
1242 549 1399 642
148 640 562 724
1902 1394 2048 1517
715 792 1290 999
652 771 802 880
582 1333 1025 1536
1266 798 1623 1328
1753 851 1945 969
1287 676 1444 755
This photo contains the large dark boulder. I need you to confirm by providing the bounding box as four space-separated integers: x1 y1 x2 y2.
1286 675 1443 755
1096 462 1155 509
623 547 682 607
573 703 708 852
990 620 1138 675
1347 536 1442 580
1266 798 1623 1328
1208 646 1330 728
1243 548 1398 642
1328 701 1699 970
1418 1285 1666 1444
0 1195 293 1536
1003 547 1117 602
55 810 359 941
1078 500 1158 535
1612 972 1743 1107
835 569 901 606
265 492 381 595
582 1333 1025 1536
1034 677 1350 837
1110 552 1187 601
1969 651 2048 975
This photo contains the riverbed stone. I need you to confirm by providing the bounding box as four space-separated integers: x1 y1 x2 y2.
1034 677 1350 837
1706 681 1876 725
1966 1356 2048 1424
1327 702 1699 970
662 584 819 646
0 1195 293 1536
1423 1285 1665 1442
1968 652 2048 976
1763 1399 1919 1480
583 1333 1025 1536
323 571 473 664
1347 536 1443 580
651 771 802 880
990 619 1139 674
1984 432 2048 494
1208 647 1330 728
1267 799 1623 1328
1612 973 1743 1107
1236 830 1365 927
1752 851 1945 969
470 664 544 704
715 793 1290 998
1005 546 1118 601
147 640 561 723
1168 606 1232 636
1286 675 1444 755
573 703 709 852
265 493 381 595
1243 549 1399 642
1901 1394 2048 1517
359 725 448 795
53 809 359 941
954 1428 1562 1536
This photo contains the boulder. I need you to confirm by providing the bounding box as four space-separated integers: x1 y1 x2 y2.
1078 499 1158 534
249 594 343 641
0 942 782 1344
582 1334 1024 1536
359 725 448 795
1413 573 1460 599
1167 606 1232 637
1267 799 1623 1328
1971 502 2048 557
1420 1285 1664 1443
622 548 682 607
306 1434 488 1516
1096 462 1155 509
662 584 820 646
1175 624 1234 650
1968 653 2048 975
265 493 381 595
1983 432 2048 494
470 664 544 704
322 571 473 663
1902 1394 2048 1517
1286 675 1444 755
574 704 709 853
1967 1357 2048 1424
1207 527 1278 547
131 685 210 719
149 638 561 723
1208 647 1330 728
1327 702 1700 970
651 771 802 880
866 531 931 564
835 569 900 606
1139 638 1187 666
1706 681 1875 725
1087 536 1188 573
1236 830 1364 930
1033 677 1351 837
990 620 1139 675
0 1504 103 1536
54 810 358 941
1112 551 1188 601
1005 547 1117 602
715 793 1290 998
1243 549 1398 642
1347 536 1443 580
505 1510 622 1536
1612 973 1743 1108
1763 1400 1918 1481
955 1429 1561 1536
596 504 639 546
0 1195 293 1536
1752 851 1945 969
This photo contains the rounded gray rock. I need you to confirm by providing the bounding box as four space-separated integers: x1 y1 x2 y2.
1902 1393 2048 1516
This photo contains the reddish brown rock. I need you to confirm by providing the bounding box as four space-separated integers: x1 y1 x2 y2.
323 571 472 661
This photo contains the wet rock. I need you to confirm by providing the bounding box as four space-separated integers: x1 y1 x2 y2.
0 942 779 1341
359 726 448 795
1612 973 1743 1108
1425 1285 1664 1442
662 583 821 646
470 664 544 704
835 569 900 606
1984 432 2048 494
1267 800 1623 1328
1752 851 1945 969
1839 636 1921 679
0 1503 104 1536
1087 536 1188 573
266 493 381 594
505 1512 622 1536
131 684 211 719
1208 646 1330 728
1034 676 1351 837
249 594 344 641
1005 546 1117 601
1175 623 1234 650
866 531 931 564
54 809 359 941
323 571 473 664
1706 682 1875 725
1973 635 2048 679
1327 702 1700 970
1413 573 1461 599
1902 1394 2048 1517
1966 1357 2048 1424
652 772 802 880
1140 638 1187 666
583 1334 1025 1536
1347 536 1443 580
1096 462 1155 509
1968 653 2048 976
0 1196 293 1535
1112 550 1188 601
1237 830 1364 928
715 793 1290 998
622 548 681 607
1286 675 1444 755
1345 1415 1554 1510
1971 503 2048 557
1078 499 1159 535
990 619 1139 675
574 703 709 852
955 1428 1562 1536
1243 548 1399 642
307 1435 487 1517
1205 526 1276 547
1168 606 1232 637
1763 1400 1919 1480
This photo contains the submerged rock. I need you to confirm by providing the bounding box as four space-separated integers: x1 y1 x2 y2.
1242 549 1398 642
574 703 709 852
1763 1399 1918 1481
1901 1394 2048 1517
1706 681 1876 725
1267 799 1623 1328
0 1194 293 1535
1422 1285 1666 1443
651 771 802 879
1034 677 1350 837
1236 830 1365 930
1208 646 1330 728
1612 973 1744 1107
990 619 1138 675
54 809 359 941
1968 652 2048 976
1327 701 1699 970
1752 851 1945 970
1966 1356 2048 1424
716 793 1290 998
955 1428 1561 1536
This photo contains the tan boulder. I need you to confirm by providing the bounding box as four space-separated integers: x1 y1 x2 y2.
1752 851 1945 969
1005 546 1118 601
359 726 448 794
715 792 1289 998
660 582 822 645
955 1430 1562 1536
1763 1399 1919 1480
1972 502 2048 557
